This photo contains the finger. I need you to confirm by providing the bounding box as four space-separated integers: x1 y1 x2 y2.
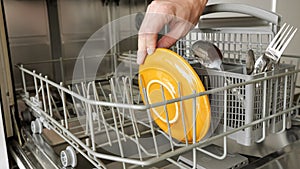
137 14 162 64
137 2 174 64
139 14 169 34
145 33 158 55
137 34 147 64
157 35 177 48
139 1 173 34
137 50 147 65
157 21 193 48
137 13 169 64
137 33 157 65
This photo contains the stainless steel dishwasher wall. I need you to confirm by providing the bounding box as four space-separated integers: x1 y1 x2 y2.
3 0 52 89
3 0 148 89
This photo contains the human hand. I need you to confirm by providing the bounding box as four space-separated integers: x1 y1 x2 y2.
137 0 207 64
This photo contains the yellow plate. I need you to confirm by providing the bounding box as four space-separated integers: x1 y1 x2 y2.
138 48 211 143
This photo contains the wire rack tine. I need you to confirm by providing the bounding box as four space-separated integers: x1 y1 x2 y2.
178 82 188 146
98 82 108 102
139 75 159 157
108 94 126 169
122 77 143 161
109 78 127 142
160 85 174 151
92 81 102 131
123 76 140 137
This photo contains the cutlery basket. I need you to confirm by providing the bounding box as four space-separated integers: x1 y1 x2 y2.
191 63 295 146
174 3 298 146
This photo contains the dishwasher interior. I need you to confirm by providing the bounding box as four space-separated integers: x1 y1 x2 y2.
2 1 300 169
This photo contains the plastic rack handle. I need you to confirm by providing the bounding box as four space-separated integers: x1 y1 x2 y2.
202 3 281 25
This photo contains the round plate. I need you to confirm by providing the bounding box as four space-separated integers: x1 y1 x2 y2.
138 48 211 143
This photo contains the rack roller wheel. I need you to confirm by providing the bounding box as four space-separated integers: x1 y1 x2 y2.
60 146 77 168
22 109 33 123
31 118 43 134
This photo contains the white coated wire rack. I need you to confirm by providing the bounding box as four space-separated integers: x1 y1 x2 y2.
18 62 300 169
18 3 300 169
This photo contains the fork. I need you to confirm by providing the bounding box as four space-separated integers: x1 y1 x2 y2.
253 23 298 74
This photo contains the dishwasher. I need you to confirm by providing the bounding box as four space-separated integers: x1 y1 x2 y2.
1 1 300 169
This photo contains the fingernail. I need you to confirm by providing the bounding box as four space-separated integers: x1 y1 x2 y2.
147 48 155 55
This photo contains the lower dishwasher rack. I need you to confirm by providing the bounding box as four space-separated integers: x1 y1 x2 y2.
17 62 300 169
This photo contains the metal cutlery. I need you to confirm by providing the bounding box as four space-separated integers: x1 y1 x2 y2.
246 49 255 75
253 23 298 74
191 40 245 106
191 40 223 70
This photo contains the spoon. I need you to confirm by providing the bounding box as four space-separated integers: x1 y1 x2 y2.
191 40 223 70
246 49 255 75
191 40 245 106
